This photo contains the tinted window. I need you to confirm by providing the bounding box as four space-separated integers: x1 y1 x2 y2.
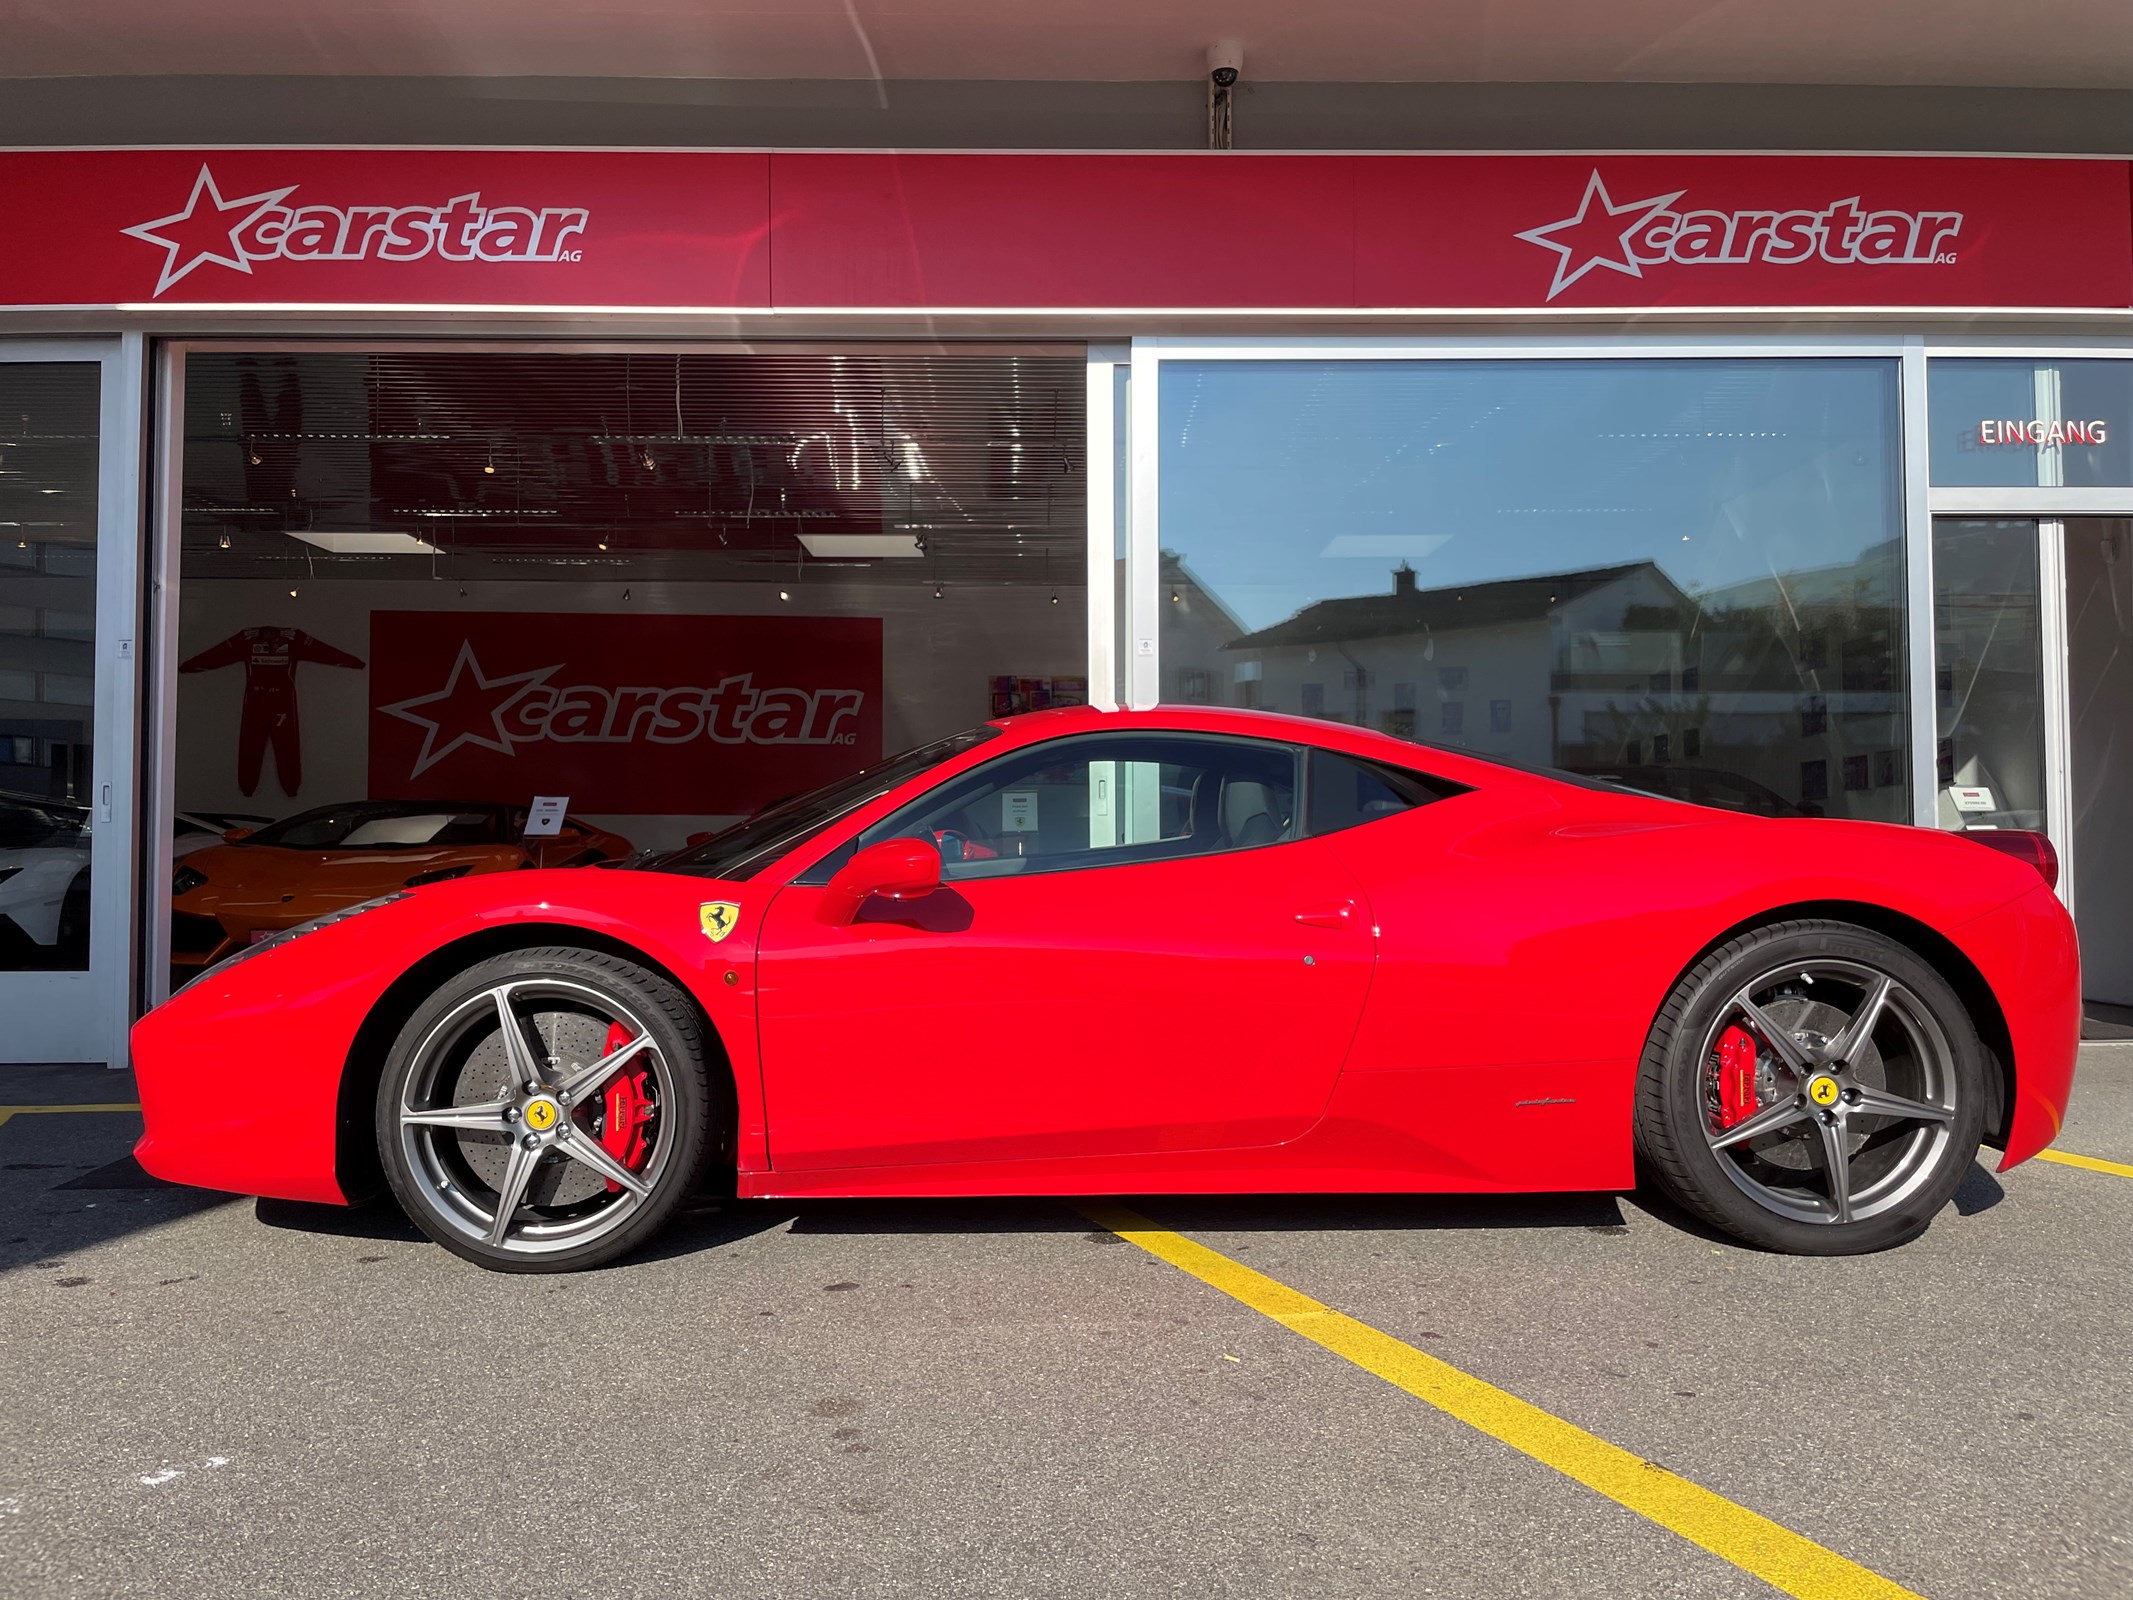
664 726 1000 881
1305 750 1453 837
806 733 1300 883
249 802 501 849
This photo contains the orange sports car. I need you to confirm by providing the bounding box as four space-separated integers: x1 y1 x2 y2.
170 799 631 973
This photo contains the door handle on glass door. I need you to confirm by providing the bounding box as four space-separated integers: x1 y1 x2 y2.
1294 901 1354 930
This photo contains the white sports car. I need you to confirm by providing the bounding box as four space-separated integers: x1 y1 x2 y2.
0 793 91 965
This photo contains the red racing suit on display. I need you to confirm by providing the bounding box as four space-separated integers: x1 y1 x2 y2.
179 626 365 798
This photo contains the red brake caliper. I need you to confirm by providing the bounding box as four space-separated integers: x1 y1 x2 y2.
1715 1024 1760 1129
598 1021 656 1192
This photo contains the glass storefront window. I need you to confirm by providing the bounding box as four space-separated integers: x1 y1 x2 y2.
1930 520 2045 831
1156 357 1908 821
1929 358 2133 488
0 363 100 973
170 350 1087 987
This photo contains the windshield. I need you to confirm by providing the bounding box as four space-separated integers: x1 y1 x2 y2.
662 726 1001 881
248 802 502 850
0 794 89 850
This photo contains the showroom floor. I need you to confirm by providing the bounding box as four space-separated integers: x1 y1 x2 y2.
2 1053 2129 1600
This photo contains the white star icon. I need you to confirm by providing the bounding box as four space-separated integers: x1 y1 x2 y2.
120 165 298 298
1514 171 1687 302
379 642 559 779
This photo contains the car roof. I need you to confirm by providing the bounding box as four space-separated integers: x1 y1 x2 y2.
981 704 1556 793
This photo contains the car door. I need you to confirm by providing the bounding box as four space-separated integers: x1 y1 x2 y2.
752 731 1376 1172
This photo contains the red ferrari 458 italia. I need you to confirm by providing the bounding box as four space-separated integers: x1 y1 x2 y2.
132 707 2080 1273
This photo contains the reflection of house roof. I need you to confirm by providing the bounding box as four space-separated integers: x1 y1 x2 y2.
1160 550 1248 640
1224 560 1675 650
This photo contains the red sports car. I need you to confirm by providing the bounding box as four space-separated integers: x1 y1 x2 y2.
131 707 2080 1273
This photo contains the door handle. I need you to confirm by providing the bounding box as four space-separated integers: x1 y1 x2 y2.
1294 900 1354 930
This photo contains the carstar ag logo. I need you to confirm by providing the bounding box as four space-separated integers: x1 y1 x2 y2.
121 164 591 297
380 642 868 780
1515 169 1964 301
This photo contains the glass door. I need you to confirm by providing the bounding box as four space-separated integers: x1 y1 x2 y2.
2062 518 2133 1011
0 342 141 1065
1932 515 2133 1018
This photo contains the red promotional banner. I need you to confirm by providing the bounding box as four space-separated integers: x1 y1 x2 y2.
366 611 882 815
0 148 770 309
0 148 2126 312
770 152 2133 311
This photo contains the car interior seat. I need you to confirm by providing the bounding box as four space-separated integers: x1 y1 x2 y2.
1219 777 1282 848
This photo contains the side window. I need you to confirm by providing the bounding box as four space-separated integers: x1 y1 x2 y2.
806 734 1301 883
1304 749 1457 838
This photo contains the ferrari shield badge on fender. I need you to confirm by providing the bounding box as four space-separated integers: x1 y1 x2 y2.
700 901 741 943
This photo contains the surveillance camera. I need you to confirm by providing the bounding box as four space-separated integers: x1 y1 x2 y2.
1207 40 1243 88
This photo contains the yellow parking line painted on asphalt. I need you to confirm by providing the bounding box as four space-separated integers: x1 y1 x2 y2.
2034 1147 2133 1180
1083 1202 1924 1600
0 1103 141 1130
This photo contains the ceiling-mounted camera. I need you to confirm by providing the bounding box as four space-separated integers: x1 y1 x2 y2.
1207 40 1243 88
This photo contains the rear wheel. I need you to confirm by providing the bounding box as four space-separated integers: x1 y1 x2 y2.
1635 920 1986 1255
375 947 715 1272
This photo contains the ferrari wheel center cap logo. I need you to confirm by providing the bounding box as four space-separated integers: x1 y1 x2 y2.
1807 1075 1841 1108
523 1097 561 1132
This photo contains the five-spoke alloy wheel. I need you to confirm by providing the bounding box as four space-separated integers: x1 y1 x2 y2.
376 947 716 1272
1636 920 1988 1254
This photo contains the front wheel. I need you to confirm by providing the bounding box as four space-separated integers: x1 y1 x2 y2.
375 946 716 1272
1634 920 1987 1255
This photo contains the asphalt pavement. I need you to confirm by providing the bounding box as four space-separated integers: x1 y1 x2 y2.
2 1051 2129 1600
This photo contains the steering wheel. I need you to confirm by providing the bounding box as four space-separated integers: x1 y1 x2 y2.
931 828 973 863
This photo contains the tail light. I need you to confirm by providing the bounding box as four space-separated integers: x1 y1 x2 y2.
1962 828 2059 890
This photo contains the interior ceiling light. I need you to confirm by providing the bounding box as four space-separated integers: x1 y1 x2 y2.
218 533 231 549
934 584 943 600
778 589 791 602
675 508 833 520
285 530 440 556
796 533 924 560
593 432 797 446
395 508 557 518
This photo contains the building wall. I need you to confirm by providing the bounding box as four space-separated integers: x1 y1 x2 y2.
0 76 2127 155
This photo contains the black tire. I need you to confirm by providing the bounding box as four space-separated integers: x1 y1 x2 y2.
375 946 718 1273
1634 919 1987 1255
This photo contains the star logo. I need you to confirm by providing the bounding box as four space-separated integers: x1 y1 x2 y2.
1514 171 1686 302
120 164 297 298
379 642 559 779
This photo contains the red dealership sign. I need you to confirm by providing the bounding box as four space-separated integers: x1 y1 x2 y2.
0 148 2127 311
367 611 882 814
0 149 769 309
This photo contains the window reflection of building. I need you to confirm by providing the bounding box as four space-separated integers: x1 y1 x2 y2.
1194 548 1905 823
1157 551 1246 706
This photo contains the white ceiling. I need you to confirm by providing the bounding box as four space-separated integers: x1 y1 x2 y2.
7 0 2132 89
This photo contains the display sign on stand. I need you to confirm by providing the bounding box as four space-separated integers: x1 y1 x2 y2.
523 796 570 837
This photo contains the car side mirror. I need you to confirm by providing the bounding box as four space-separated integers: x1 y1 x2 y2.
816 837 942 926
221 826 253 844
